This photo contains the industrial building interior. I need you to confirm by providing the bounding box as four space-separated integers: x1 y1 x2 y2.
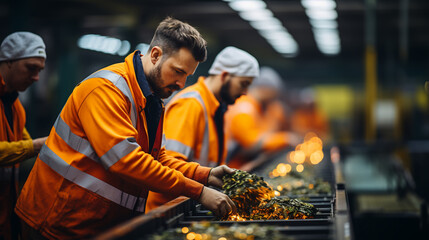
2 0 429 239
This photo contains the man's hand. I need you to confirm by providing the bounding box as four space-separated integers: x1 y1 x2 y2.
32 137 48 153
199 186 236 217
207 165 236 188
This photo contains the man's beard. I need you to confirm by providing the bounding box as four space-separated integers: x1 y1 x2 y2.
219 78 236 105
146 64 180 99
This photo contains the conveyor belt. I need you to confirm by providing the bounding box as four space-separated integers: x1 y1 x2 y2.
95 146 353 240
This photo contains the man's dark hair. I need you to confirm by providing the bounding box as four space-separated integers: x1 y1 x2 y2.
148 17 207 62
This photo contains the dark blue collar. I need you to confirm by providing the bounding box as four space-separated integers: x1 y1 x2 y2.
133 50 153 98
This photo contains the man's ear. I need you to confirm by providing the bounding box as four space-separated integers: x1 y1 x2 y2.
220 71 229 83
150 46 163 65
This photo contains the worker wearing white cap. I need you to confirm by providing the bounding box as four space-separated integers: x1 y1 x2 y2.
225 66 301 169
146 46 259 212
0 31 48 240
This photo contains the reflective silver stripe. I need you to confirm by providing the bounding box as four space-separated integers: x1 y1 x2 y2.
84 70 137 128
165 139 193 159
171 91 210 166
101 138 140 168
39 145 146 212
54 115 140 169
54 115 101 163
161 134 166 148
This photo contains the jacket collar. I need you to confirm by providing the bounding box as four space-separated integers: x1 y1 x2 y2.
132 51 154 99
196 77 220 117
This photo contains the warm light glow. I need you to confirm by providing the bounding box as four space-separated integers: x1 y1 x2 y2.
285 164 292 173
182 227 189 234
310 136 323 144
294 150 306 164
272 169 279 177
277 185 283 191
304 132 318 141
289 151 295 163
274 190 281 196
310 150 324 164
187 232 196 240
218 237 227 240
227 214 246 221
194 234 203 240
296 164 304 172
276 163 288 176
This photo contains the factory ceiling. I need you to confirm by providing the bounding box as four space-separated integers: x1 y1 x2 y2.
1 0 428 84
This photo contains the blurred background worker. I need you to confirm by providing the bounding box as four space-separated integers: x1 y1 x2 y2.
14 17 236 240
290 87 331 141
146 46 259 212
0 32 48 240
225 66 301 169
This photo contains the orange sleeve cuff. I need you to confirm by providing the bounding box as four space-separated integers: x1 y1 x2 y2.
182 178 204 200
193 165 211 185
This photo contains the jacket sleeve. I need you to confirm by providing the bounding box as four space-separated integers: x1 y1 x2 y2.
229 112 289 152
157 147 210 185
0 128 34 166
164 97 206 162
77 83 205 200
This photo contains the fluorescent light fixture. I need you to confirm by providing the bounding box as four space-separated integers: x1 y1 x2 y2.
305 9 337 20
301 0 336 10
313 28 339 36
249 18 283 31
309 19 338 29
136 43 150 54
228 0 266 12
116 41 131 56
78 34 131 56
319 48 340 55
226 0 299 57
239 9 273 22
301 0 340 55
259 29 292 40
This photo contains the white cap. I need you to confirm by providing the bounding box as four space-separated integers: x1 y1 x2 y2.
250 66 284 89
208 46 259 77
0 32 46 61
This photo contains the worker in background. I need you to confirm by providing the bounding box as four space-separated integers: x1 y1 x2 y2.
0 32 48 240
15 17 236 240
146 46 259 212
225 66 301 169
290 87 330 140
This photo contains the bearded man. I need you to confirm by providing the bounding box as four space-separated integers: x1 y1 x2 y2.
146 46 259 212
15 17 237 240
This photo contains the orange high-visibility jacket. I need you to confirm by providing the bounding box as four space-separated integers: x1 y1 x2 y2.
146 77 226 212
0 75 32 240
15 51 210 240
290 108 330 138
225 95 292 168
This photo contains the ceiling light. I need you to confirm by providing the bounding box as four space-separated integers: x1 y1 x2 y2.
309 19 338 29
301 0 336 10
305 9 337 20
77 34 131 56
239 9 273 21
136 43 150 54
228 0 266 12
249 18 283 31
116 41 131 56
